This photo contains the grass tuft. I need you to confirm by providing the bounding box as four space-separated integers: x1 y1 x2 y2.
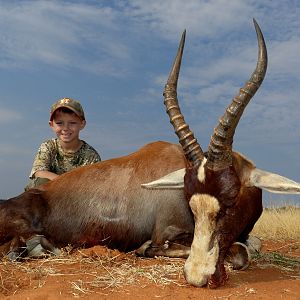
251 206 300 240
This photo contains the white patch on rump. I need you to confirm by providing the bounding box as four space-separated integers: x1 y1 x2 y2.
197 157 207 183
184 194 220 287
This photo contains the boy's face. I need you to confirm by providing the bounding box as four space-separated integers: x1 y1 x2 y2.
49 111 86 144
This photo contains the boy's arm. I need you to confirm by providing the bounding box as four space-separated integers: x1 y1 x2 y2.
30 140 57 180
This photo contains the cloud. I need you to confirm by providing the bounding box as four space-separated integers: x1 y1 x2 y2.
121 0 254 39
268 38 300 81
0 1 299 205
0 107 22 123
0 1 130 74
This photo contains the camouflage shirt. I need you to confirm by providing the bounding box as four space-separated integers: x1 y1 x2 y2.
29 138 101 178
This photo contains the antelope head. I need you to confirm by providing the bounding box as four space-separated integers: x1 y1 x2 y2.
143 19 300 288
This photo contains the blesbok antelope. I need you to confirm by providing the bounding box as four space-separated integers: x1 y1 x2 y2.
143 19 300 287
1 20 300 288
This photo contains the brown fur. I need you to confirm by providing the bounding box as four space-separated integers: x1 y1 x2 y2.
0 190 48 243
0 141 194 254
184 153 262 287
0 189 49 258
0 141 262 288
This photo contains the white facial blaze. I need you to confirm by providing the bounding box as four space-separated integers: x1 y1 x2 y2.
197 157 207 183
184 194 220 287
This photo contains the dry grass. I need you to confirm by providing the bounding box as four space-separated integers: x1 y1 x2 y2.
251 206 300 240
0 243 299 297
0 205 299 297
0 249 188 297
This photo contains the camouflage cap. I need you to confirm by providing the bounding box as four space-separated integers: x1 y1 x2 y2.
50 98 85 121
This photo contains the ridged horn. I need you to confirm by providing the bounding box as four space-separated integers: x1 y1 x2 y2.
207 19 268 171
164 30 204 166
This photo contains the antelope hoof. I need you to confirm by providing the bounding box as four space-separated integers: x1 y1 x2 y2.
26 235 61 257
7 251 22 261
225 242 250 270
246 235 262 255
135 240 152 256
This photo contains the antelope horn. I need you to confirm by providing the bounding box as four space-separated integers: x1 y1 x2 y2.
164 30 204 166
207 19 268 171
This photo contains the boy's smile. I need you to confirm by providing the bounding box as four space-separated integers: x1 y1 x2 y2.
49 111 86 151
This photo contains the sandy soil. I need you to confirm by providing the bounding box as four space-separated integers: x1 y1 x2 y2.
0 240 299 300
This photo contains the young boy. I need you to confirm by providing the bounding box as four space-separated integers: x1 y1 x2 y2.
26 98 101 189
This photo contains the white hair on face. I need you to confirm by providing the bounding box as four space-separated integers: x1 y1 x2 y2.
184 193 220 287
197 157 207 183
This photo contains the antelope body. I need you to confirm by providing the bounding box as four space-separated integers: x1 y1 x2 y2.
1 20 300 289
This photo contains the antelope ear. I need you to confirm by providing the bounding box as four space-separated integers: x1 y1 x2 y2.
141 168 185 189
249 168 300 194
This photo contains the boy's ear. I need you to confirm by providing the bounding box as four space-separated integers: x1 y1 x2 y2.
80 120 86 130
49 120 53 128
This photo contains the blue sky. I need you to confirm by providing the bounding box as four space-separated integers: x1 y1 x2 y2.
0 0 300 206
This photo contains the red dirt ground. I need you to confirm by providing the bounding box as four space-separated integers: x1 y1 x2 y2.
0 240 299 300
